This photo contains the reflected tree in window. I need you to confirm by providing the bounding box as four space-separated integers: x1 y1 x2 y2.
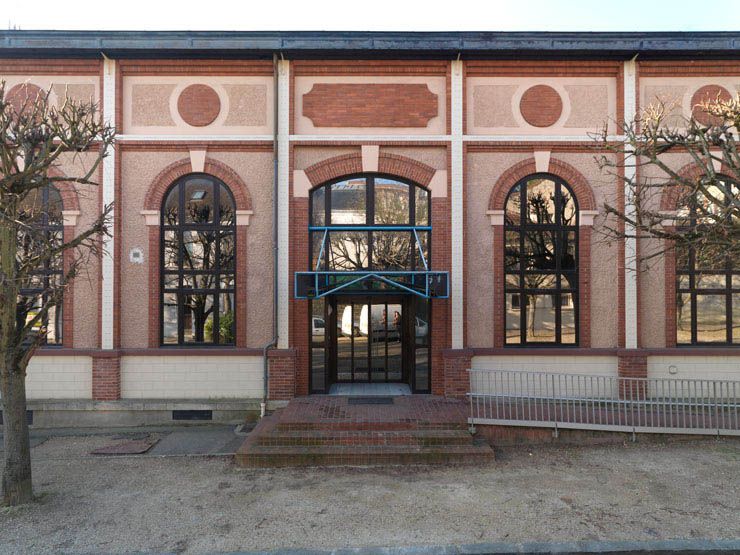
504 175 578 345
161 174 236 345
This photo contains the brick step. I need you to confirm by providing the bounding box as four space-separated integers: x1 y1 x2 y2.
274 420 470 432
256 429 475 447
235 443 495 468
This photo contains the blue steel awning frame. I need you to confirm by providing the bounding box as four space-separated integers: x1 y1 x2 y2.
295 225 448 299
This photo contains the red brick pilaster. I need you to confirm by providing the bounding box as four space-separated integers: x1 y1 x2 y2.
617 351 647 400
92 352 121 400
268 349 297 401
441 349 473 398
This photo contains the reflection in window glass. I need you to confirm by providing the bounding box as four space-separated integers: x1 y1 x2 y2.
373 231 410 270
374 179 409 225
331 179 366 224
504 175 579 345
415 187 429 226
161 174 236 345
328 231 368 270
675 176 738 345
17 185 64 345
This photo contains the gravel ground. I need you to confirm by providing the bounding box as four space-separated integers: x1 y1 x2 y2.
0 437 739 554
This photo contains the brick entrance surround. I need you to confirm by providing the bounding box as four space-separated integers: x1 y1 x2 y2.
236 395 494 467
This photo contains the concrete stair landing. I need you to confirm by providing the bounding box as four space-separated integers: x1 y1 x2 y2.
235 395 494 467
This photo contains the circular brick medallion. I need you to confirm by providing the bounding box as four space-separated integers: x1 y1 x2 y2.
519 85 563 127
7 83 43 115
691 85 732 126
177 84 221 127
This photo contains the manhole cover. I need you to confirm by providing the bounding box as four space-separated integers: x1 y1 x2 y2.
348 397 394 405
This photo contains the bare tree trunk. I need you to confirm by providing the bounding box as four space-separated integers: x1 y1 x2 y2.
1 360 33 506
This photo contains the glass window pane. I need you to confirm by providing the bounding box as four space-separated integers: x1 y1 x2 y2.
311 187 326 226
523 229 556 271
311 232 326 271
733 293 740 344
560 232 577 270
677 273 691 290
218 293 235 344
46 303 62 345
311 299 326 346
695 294 727 343
163 273 178 289
413 231 430 270
523 273 557 290
505 293 521 344
415 298 430 347
525 179 556 225
676 245 690 270
505 231 520 270
676 293 692 344
372 231 410 270
694 244 727 270
218 184 235 226
525 294 557 343
162 292 179 344
505 273 519 290
163 231 179 269
330 179 366 225
184 177 215 224
163 187 179 225
415 187 429 226
374 179 409 225
415 348 430 392
183 294 214 343
561 294 576 344
311 299 327 391
504 184 521 226
182 230 217 271
328 231 368 271
219 231 236 270
560 186 577 226
696 273 726 289
561 272 578 292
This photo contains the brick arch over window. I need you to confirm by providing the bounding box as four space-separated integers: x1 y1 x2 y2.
303 152 436 188
660 161 732 211
489 157 596 348
47 166 81 212
489 157 597 211
144 157 252 348
144 157 253 212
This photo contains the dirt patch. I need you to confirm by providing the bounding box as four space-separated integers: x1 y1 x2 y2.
0 439 739 553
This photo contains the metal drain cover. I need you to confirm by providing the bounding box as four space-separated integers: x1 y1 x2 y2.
348 397 395 405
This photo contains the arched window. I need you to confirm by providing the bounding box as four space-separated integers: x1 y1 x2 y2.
504 174 578 345
309 174 430 273
161 174 236 345
18 185 64 345
676 177 739 345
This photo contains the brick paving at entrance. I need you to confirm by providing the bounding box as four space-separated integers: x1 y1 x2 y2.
235 395 494 467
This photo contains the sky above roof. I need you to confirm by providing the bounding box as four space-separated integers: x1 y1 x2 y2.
6 0 740 32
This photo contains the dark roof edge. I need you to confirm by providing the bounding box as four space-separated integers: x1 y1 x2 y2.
0 30 739 59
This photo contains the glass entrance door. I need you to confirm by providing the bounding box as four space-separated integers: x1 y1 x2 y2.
332 296 409 383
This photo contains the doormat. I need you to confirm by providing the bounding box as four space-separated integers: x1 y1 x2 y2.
348 397 395 405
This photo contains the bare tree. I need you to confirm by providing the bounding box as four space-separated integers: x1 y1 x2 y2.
594 94 740 266
0 82 114 506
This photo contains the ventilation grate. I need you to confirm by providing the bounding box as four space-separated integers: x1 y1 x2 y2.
172 410 212 421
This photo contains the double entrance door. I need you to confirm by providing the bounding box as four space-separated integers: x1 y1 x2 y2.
328 295 412 384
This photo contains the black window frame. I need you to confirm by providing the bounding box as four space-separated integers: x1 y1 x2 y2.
503 173 579 346
675 176 739 346
160 173 237 346
18 185 64 347
308 173 431 273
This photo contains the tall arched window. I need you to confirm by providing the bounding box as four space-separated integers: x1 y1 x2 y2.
161 174 236 345
676 177 739 345
18 185 64 345
504 174 578 345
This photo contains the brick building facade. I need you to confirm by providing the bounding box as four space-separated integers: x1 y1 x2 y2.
2 31 738 426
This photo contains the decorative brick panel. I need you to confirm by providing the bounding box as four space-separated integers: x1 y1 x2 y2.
519 85 563 127
92 353 121 400
268 349 297 401
302 83 438 128
690 85 732 126
442 349 472 398
303 152 436 188
177 84 221 126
